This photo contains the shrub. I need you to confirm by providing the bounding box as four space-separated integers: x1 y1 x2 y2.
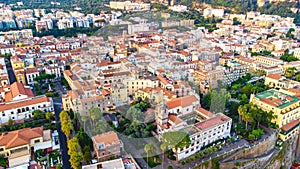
248 134 255 140
53 92 59 97
46 92 53 97
186 158 190 163
167 166 173 169
181 160 185 165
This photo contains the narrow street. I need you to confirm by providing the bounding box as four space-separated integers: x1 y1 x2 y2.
52 97 71 169
7 67 16 84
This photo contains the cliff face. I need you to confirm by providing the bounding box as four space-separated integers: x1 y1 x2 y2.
194 130 300 169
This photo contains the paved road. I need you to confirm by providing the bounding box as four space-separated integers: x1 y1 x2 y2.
7 67 16 84
52 97 71 169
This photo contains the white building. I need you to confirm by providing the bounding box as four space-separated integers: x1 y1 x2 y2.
128 24 150 35
294 48 300 59
169 5 188 12
25 67 40 85
203 8 225 18
44 64 64 78
0 82 53 123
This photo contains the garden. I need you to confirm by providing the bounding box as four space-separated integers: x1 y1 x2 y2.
0 110 56 132
34 149 62 168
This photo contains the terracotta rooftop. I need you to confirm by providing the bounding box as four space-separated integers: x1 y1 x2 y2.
196 107 214 119
25 67 39 74
92 131 120 147
169 115 183 125
0 127 43 149
167 95 198 109
10 82 34 98
0 96 50 111
157 75 169 85
195 114 231 130
281 120 300 132
266 74 282 80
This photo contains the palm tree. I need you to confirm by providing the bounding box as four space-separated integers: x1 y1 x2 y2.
81 116 88 130
238 106 246 123
144 144 151 169
160 143 167 169
88 108 101 127
243 112 254 130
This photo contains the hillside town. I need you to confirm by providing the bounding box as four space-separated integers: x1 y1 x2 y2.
0 0 299 169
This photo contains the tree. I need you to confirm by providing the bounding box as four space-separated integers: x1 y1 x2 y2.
81 116 88 130
126 106 143 122
160 143 167 169
285 67 296 78
67 137 80 155
60 111 73 138
231 84 241 91
33 110 45 120
45 112 53 120
8 118 14 126
241 85 252 96
87 107 102 126
296 73 300 82
0 156 6 167
83 146 92 164
144 144 151 169
162 131 191 150
69 152 83 169
210 89 228 113
252 129 264 140
76 128 93 150
202 93 212 109
34 74 56 83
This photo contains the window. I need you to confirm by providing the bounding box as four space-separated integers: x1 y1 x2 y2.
34 139 40 143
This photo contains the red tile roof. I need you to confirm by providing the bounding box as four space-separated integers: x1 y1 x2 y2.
92 131 120 146
0 127 43 149
167 95 198 109
195 114 230 130
281 120 300 132
0 96 50 111
266 74 282 80
10 82 34 98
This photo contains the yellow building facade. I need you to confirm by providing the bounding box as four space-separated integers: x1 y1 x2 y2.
250 89 300 141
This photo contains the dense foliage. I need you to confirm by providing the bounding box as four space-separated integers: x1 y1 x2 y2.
161 131 191 149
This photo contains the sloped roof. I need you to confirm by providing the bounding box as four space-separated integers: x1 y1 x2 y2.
0 127 43 149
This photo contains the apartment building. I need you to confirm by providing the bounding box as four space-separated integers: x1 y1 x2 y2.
253 56 284 66
156 97 231 161
124 77 159 96
193 69 224 89
0 57 9 87
0 29 33 40
44 63 64 78
265 74 300 89
92 131 123 162
250 89 300 141
0 84 53 123
25 67 39 85
0 127 58 168
82 157 140 169
294 48 300 59
176 111 231 161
